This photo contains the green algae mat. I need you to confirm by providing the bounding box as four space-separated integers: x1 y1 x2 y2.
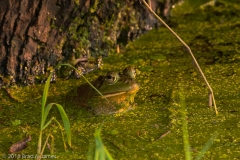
1 1 240 159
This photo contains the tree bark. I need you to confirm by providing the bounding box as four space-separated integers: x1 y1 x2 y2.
0 0 173 85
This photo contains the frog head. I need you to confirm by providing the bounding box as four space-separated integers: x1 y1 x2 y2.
89 66 140 115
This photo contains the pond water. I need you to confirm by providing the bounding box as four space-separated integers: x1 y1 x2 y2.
0 1 240 159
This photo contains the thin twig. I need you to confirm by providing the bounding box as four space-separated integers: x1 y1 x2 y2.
38 134 51 160
157 130 171 140
141 0 218 114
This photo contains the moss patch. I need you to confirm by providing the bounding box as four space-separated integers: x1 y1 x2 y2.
1 1 240 159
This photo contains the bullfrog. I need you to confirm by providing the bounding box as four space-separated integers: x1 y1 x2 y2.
69 66 140 115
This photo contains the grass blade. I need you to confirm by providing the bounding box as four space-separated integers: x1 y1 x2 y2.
42 72 52 107
55 103 71 147
42 103 54 127
41 72 53 129
59 63 107 100
38 71 53 154
87 139 95 160
42 118 54 130
94 125 113 160
195 132 218 160
179 88 192 160
104 147 113 160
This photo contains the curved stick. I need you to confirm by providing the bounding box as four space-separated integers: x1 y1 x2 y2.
141 0 218 114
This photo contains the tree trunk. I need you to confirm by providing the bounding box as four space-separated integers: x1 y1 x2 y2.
0 0 173 85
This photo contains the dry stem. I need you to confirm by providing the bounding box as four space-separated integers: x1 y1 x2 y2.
141 0 218 114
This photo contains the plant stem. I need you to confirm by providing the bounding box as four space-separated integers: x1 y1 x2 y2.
52 117 67 151
38 134 51 160
179 89 192 160
37 130 42 157
141 0 218 114
59 63 109 102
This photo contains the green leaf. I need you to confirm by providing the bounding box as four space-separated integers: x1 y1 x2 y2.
55 103 72 147
179 88 192 160
104 147 113 160
195 132 218 160
42 72 52 110
94 125 113 160
42 103 54 128
42 118 54 130
41 72 53 128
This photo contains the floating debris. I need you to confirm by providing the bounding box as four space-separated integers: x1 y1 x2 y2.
9 135 32 153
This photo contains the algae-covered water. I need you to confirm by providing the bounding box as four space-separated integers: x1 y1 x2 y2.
1 1 240 159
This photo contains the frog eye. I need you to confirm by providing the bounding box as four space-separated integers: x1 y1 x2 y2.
123 66 136 79
105 72 119 85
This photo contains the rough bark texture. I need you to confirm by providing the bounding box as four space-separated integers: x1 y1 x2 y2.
0 0 174 85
